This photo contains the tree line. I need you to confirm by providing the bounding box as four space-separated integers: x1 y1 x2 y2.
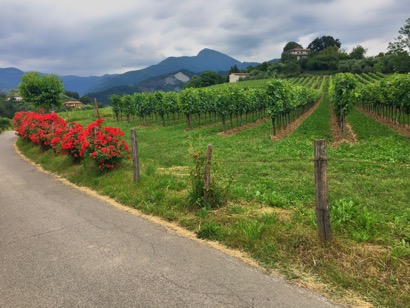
242 18 410 79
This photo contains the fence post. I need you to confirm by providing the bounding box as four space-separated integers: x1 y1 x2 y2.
131 128 140 183
314 139 332 242
203 144 213 204
94 97 101 119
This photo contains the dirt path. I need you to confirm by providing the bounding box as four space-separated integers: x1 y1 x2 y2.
355 106 410 138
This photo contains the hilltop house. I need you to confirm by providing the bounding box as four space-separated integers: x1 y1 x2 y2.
288 48 310 60
7 95 23 102
64 100 83 109
229 73 250 83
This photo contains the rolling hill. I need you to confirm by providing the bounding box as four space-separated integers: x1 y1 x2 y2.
85 48 258 94
0 48 259 97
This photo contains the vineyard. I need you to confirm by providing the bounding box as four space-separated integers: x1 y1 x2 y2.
16 73 410 307
106 71 409 136
108 78 323 134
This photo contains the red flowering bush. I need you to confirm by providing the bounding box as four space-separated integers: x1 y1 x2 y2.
13 111 32 140
13 111 67 151
39 113 67 151
84 119 131 171
60 123 85 162
13 112 131 171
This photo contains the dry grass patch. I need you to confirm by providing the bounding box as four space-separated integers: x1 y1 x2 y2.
157 166 190 177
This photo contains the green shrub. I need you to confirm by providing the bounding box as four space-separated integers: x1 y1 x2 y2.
0 117 11 131
331 199 377 242
197 221 222 240
188 149 230 209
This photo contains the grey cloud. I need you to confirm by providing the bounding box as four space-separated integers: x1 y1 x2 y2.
0 0 408 76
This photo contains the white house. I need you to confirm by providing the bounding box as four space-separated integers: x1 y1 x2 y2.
229 73 250 83
288 48 310 60
7 95 23 102
64 100 83 109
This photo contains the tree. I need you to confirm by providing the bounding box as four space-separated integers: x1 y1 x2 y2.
18 72 64 111
80 96 91 104
0 96 17 118
388 17 410 54
282 41 303 52
64 90 80 99
281 52 297 64
350 45 367 60
281 42 303 63
306 46 346 71
254 62 270 71
307 54 338 71
308 36 341 53
184 71 224 88
229 65 240 74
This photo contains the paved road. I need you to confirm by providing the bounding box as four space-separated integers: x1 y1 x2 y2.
0 131 338 307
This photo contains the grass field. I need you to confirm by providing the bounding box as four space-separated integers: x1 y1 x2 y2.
16 79 410 307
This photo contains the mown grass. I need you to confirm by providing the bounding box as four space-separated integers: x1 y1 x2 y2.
16 80 410 307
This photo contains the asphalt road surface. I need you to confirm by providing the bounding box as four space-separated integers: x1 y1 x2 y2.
0 131 339 307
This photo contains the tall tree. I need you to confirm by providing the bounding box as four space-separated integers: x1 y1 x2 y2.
388 17 410 54
18 72 64 111
349 45 367 59
282 41 303 52
229 65 240 73
308 36 341 53
281 42 303 63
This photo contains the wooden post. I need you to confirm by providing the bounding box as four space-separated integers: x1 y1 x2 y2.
131 128 140 183
94 97 101 119
314 140 332 242
203 144 213 204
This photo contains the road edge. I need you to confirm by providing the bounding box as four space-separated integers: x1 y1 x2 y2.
13 136 346 307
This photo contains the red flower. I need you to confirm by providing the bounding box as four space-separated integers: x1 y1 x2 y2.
13 112 131 172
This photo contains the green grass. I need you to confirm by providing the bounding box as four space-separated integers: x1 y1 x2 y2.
16 79 410 307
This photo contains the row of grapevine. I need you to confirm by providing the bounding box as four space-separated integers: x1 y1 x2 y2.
109 79 321 134
354 74 372 85
266 79 321 134
329 73 359 135
358 73 410 126
330 72 409 133
288 76 325 90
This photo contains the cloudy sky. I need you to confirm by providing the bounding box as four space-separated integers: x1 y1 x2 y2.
1 0 408 76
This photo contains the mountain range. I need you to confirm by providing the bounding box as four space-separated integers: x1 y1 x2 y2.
0 48 261 102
